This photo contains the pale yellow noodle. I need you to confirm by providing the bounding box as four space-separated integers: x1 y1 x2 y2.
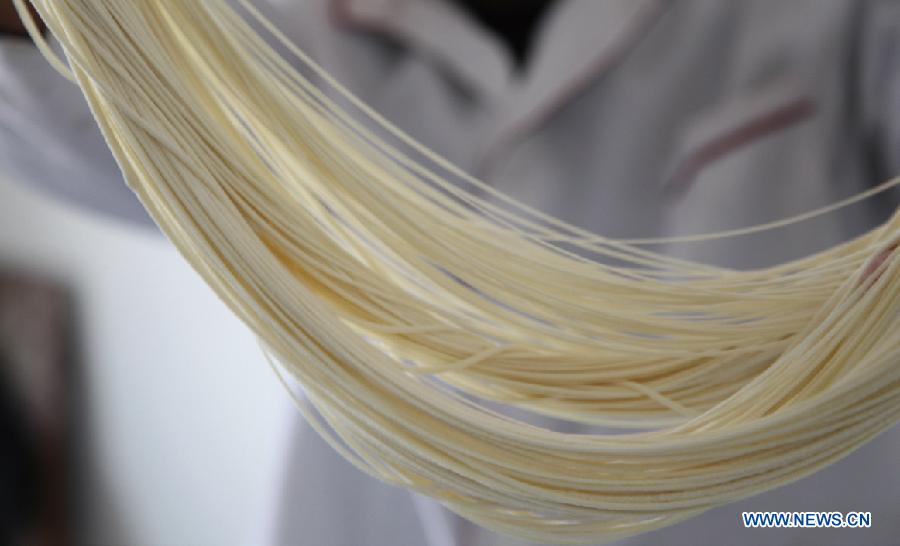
18 0 900 542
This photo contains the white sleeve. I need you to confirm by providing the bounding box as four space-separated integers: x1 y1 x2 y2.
0 35 152 225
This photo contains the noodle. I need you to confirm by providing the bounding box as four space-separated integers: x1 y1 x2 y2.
18 0 900 542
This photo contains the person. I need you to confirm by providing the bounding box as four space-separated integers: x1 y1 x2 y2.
2 1 899 545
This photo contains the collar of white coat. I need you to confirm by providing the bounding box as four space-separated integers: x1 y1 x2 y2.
330 0 668 110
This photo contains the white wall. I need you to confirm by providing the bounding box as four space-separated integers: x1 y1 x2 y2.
0 175 293 546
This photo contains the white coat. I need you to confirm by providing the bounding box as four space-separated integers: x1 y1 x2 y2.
1 1 898 544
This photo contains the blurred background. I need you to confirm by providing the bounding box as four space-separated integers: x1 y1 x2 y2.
0 173 292 545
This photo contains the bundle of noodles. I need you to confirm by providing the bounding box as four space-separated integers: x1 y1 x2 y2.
16 0 900 542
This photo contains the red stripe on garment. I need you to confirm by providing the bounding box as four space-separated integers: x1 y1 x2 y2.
667 97 817 194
